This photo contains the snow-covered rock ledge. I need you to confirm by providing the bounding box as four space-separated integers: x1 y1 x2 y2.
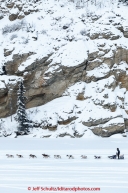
1 76 128 138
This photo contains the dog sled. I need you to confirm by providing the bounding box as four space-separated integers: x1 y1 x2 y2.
108 154 124 159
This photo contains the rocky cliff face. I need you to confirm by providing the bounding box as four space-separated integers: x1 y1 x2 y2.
0 0 128 137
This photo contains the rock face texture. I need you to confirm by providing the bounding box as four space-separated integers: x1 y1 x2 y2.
0 0 128 137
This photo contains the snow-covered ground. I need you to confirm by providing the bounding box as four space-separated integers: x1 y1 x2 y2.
0 137 128 193
1 1 128 192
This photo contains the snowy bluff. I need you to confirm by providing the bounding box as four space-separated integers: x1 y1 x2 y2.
0 0 128 137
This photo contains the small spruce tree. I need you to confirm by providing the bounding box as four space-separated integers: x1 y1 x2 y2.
17 80 29 133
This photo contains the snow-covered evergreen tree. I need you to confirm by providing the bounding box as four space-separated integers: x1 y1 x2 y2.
16 80 29 133
0 119 4 130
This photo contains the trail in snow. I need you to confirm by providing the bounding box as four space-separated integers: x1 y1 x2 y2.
0 138 128 193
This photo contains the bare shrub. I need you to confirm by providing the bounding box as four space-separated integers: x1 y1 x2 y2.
40 29 47 34
80 29 86 36
2 20 27 34
21 36 29 44
10 34 18 40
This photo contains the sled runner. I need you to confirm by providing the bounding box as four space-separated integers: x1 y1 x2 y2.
119 154 124 159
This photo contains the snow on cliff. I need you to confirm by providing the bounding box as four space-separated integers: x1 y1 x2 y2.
0 0 128 138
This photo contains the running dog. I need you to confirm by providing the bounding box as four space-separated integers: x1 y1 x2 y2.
16 154 23 158
42 154 50 158
67 155 74 159
29 154 37 158
6 154 14 158
54 155 61 159
94 155 101 159
81 155 87 159
108 155 116 159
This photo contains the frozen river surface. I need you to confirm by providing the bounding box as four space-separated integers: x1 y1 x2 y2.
0 137 128 193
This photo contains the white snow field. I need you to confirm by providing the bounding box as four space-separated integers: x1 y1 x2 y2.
0 137 128 193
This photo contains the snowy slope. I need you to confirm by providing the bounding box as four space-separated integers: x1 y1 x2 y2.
0 0 128 137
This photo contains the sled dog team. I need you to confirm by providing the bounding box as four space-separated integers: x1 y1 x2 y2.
5 148 124 159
